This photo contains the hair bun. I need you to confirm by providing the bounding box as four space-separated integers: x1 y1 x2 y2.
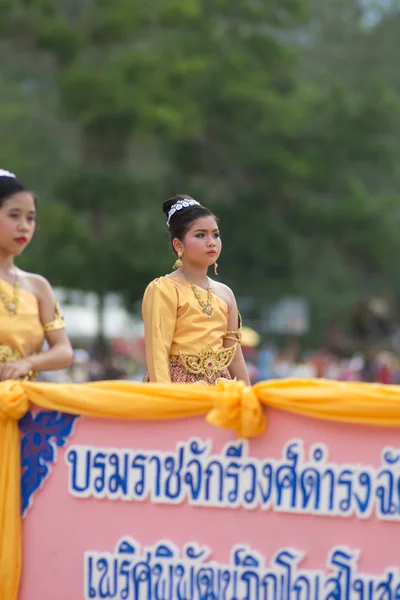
0 171 27 201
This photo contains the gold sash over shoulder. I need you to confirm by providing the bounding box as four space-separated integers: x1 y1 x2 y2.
172 344 238 383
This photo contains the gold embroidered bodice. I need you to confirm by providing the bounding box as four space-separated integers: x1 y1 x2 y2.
142 276 242 383
0 279 65 375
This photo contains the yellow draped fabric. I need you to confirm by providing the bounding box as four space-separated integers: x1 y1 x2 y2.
2 376 400 599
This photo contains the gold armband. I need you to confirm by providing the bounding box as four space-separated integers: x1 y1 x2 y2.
225 311 243 344
43 302 65 333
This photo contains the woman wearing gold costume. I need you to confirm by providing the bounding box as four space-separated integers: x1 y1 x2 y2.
0 169 73 381
142 195 249 385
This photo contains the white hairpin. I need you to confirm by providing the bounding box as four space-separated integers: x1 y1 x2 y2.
167 199 200 226
0 169 16 178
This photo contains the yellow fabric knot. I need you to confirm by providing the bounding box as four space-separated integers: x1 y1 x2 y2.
206 379 266 438
0 381 29 421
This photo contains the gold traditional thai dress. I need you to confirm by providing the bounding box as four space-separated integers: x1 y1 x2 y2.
0 279 65 380
142 276 242 384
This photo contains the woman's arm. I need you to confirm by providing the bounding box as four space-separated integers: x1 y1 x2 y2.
228 343 250 385
142 278 178 383
223 287 250 385
0 276 73 381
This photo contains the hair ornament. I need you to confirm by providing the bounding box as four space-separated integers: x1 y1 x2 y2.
0 169 16 178
167 198 200 227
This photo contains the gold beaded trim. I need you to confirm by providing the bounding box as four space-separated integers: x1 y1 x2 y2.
0 280 20 316
0 345 37 380
171 344 238 383
43 302 65 333
0 345 21 363
190 284 213 318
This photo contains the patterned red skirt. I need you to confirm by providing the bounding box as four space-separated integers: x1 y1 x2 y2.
143 360 232 385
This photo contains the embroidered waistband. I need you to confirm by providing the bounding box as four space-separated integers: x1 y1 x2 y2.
170 344 237 383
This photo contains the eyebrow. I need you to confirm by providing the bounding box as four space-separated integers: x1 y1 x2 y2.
193 228 219 233
8 208 36 214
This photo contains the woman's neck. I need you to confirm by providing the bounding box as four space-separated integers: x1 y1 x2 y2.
179 264 209 288
0 251 15 274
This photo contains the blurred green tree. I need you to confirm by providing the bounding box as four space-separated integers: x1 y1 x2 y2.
1 0 400 344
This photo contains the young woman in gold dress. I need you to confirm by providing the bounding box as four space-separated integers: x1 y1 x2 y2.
0 169 73 381
142 195 249 385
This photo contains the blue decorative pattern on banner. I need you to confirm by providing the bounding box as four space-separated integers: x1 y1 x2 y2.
19 410 79 516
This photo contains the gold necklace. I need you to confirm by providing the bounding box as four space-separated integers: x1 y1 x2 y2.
182 272 214 318
0 272 20 316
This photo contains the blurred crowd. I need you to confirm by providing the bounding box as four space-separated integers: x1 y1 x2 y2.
37 296 400 386
258 345 400 385
40 338 400 387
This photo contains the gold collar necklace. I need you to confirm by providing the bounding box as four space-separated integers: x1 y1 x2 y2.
182 271 214 318
0 269 20 316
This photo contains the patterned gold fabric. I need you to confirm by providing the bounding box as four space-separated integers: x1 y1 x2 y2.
142 276 242 383
143 358 232 385
174 345 237 383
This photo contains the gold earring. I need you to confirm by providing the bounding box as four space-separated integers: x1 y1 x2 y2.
173 252 183 270
214 261 218 276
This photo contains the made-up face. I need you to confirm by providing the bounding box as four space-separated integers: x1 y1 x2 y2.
0 192 36 256
175 216 222 268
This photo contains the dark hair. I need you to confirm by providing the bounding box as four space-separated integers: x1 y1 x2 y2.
0 173 31 208
163 194 217 255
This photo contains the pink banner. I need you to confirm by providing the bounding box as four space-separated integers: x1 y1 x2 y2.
20 406 400 599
